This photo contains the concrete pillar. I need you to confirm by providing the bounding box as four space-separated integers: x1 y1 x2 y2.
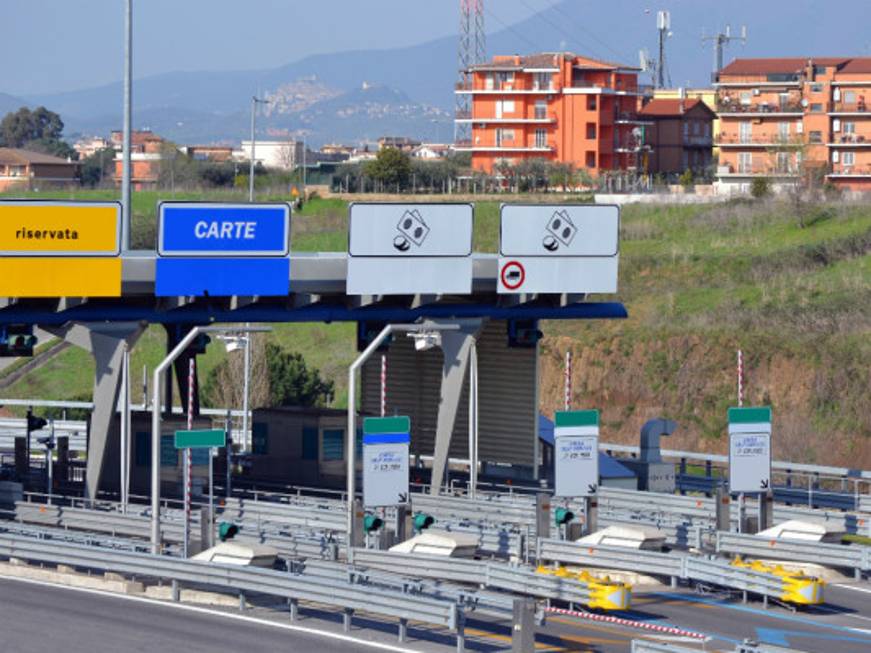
511 597 536 652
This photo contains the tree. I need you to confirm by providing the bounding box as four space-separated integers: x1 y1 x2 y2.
23 137 77 160
0 106 64 147
80 147 117 187
363 147 411 190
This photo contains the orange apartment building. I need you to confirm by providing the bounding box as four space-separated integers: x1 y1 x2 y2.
455 52 649 175
637 98 715 176
715 57 871 192
111 129 172 190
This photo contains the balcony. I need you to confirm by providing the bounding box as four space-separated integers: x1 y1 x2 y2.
830 102 870 114
615 111 653 125
455 109 557 124
452 141 555 153
717 164 799 177
717 101 804 116
827 166 871 177
684 135 713 147
716 134 802 147
613 137 649 152
455 81 559 95
828 133 871 146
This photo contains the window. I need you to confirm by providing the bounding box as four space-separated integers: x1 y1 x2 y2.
252 422 268 454
302 427 318 460
776 152 793 174
585 122 596 139
845 90 857 104
585 151 596 168
843 151 855 166
738 152 752 174
322 429 344 461
778 122 790 141
813 65 827 75
534 100 547 120
811 83 823 93
810 103 823 113
495 129 514 147
739 121 752 144
809 130 823 144
740 91 752 106
484 74 494 90
844 121 856 134
533 72 551 90
587 96 597 111
535 129 547 148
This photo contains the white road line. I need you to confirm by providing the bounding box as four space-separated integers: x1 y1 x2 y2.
814 606 871 624
0 575 415 652
832 584 871 595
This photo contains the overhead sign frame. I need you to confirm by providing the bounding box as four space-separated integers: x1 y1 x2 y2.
362 416 410 508
0 199 122 257
554 409 600 498
728 406 772 494
157 201 291 257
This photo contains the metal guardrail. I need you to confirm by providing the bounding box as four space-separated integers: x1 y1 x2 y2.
632 639 807 653
716 532 870 577
0 522 159 554
0 532 462 645
596 511 705 549
537 539 685 580
599 487 717 520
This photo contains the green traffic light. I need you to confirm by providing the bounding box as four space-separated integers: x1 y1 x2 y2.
554 507 575 526
363 513 383 533
218 522 238 541
412 512 435 533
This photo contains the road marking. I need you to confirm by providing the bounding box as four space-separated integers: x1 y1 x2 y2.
0 575 416 652
832 584 871 596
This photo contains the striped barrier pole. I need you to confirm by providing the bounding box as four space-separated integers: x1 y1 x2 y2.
564 350 572 411
544 606 708 640
737 349 744 407
184 358 194 557
380 354 387 418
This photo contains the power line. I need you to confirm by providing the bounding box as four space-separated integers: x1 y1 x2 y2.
533 0 635 64
515 0 604 60
482 3 549 54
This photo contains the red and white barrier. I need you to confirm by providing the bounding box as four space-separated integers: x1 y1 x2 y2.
544 606 708 640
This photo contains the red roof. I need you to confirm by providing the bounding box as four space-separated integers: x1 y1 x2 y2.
719 57 871 76
839 58 871 74
638 98 712 117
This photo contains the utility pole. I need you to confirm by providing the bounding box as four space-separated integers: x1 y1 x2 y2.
703 25 747 79
455 0 485 143
121 0 133 249
249 96 270 202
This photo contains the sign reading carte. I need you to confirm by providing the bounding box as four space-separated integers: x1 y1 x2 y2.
554 409 600 498
156 202 291 297
0 200 122 297
728 406 772 494
362 416 410 508
498 204 619 294
347 203 473 295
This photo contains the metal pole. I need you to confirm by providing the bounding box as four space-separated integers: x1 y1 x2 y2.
249 97 256 202
46 420 54 503
151 325 270 553
184 358 194 557
468 341 478 498
121 0 132 250
208 446 214 547
302 138 307 198
224 409 232 499
242 330 251 451
120 344 130 509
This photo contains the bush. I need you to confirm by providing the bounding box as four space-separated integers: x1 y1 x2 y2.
678 169 694 190
750 176 771 199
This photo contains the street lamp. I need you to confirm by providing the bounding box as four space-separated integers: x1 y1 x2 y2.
249 96 271 202
150 324 271 554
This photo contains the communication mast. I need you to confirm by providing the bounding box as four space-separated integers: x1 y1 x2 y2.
656 10 672 89
456 0 485 143
703 25 748 79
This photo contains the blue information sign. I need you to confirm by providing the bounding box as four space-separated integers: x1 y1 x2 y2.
155 202 291 297
158 203 290 256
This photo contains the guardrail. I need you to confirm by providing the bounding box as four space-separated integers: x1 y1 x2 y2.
632 639 807 653
0 532 463 647
716 531 870 579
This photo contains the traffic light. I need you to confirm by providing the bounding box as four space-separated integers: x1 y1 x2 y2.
507 320 543 348
185 333 211 356
218 522 238 541
362 513 384 534
554 507 575 527
26 409 47 435
412 512 435 533
0 326 37 357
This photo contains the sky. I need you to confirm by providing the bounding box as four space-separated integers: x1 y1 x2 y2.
0 0 560 96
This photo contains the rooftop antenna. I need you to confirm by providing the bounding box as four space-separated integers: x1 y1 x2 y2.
639 48 656 86
703 24 747 80
656 10 673 89
456 0 485 144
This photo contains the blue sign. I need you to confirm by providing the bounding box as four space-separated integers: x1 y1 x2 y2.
158 202 290 256
155 202 291 297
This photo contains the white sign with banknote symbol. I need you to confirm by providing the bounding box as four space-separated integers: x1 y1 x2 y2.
347 202 473 295
498 204 620 294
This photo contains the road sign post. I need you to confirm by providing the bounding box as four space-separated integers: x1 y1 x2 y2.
175 428 226 556
728 407 772 495
362 416 410 509
554 410 600 498
498 204 620 294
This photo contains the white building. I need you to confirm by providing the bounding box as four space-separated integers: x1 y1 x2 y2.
238 140 305 170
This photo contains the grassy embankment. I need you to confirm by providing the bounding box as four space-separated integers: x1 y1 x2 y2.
1 189 869 467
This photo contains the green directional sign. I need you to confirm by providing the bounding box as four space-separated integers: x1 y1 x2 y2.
174 429 226 449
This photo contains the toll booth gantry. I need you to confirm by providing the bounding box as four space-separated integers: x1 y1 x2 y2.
0 199 624 498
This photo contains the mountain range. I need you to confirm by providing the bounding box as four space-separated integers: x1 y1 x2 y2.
7 0 871 146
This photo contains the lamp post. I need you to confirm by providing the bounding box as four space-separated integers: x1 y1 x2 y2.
249 96 271 202
151 325 270 553
121 0 133 249
217 330 252 451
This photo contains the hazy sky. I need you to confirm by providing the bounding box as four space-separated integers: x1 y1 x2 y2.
1 0 559 95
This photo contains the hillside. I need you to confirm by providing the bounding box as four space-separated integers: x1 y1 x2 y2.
1 192 868 467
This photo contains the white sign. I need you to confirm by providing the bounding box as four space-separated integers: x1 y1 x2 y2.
347 203 474 295
498 204 620 294
555 433 599 497
728 408 772 494
363 442 410 507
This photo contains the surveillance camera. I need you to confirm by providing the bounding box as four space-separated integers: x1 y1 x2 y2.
412 332 442 352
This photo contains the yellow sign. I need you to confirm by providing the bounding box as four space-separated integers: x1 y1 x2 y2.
0 201 121 255
0 258 122 297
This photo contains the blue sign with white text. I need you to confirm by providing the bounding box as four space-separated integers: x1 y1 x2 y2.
159 203 290 256
155 202 291 297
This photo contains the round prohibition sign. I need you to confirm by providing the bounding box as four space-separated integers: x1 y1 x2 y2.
500 260 526 290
